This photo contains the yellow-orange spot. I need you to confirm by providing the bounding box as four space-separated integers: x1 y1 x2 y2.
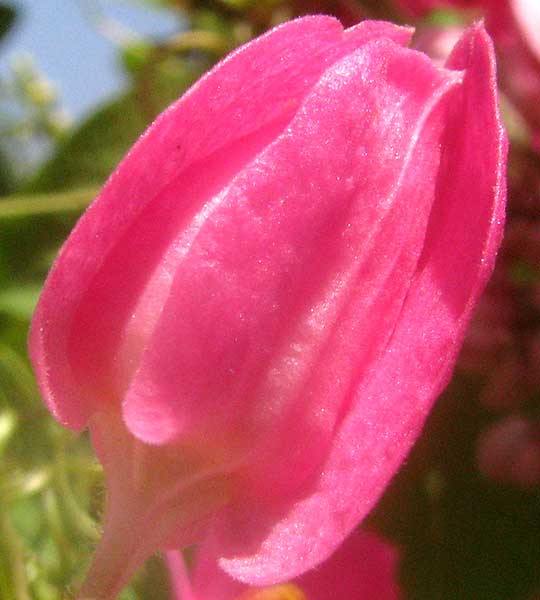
236 583 307 600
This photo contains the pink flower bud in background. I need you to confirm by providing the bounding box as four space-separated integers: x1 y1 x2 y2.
413 25 465 67
167 528 401 600
29 15 506 599
511 0 540 62
477 416 540 487
463 214 540 488
395 0 540 133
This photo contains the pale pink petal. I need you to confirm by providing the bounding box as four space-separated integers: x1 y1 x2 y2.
28 17 412 430
511 0 540 61
216 23 506 585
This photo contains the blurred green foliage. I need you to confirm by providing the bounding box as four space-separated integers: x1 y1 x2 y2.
0 3 16 43
0 2 227 597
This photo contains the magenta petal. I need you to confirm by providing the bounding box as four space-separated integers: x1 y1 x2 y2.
217 23 506 585
29 17 411 430
122 39 461 473
29 15 506 598
190 529 400 600
297 530 401 600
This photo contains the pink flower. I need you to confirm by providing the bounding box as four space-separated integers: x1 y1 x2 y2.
395 0 540 132
477 416 540 487
511 0 540 63
29 15 506 599
167 529 401 600
396 0 540 51
493 2 540 134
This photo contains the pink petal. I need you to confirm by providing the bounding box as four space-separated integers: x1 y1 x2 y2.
29 17 412 430
217 23 506 585
511 0 540 61
190 529 400 600
122 42 460 525
298 530 401 600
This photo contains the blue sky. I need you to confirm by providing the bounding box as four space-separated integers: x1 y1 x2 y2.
0 0 180 121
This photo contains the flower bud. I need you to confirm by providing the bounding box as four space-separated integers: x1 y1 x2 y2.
30 16 506 597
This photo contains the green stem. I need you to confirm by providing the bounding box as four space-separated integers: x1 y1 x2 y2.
0 187 99 219
0 507 31 600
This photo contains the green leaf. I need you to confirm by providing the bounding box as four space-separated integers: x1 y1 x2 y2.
24 61 202 194
23 93 150 193
425 7 467 26
0 509 31 600
0 188 97 220
0 343 39 412
121 40 154 74
0 150 14 196
0 285 41 319
0 408 17 458
0 3 16 44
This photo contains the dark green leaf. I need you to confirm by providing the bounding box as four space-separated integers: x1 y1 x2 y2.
0 3 16 44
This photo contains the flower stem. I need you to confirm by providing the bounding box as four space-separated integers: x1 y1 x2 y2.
165 550 195 600
76 502 150 600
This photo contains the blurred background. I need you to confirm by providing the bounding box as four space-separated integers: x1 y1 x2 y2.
0 1 538 598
